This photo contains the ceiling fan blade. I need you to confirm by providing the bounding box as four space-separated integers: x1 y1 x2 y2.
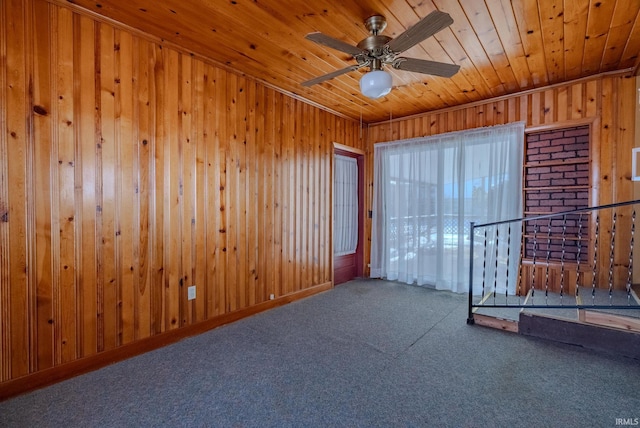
392 57 460 78
305 32 364 56
301 65 361 87
386 10 453 54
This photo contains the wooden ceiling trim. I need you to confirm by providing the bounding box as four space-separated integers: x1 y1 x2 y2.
49 0 640 123
369 67 633 126
53 0 374 122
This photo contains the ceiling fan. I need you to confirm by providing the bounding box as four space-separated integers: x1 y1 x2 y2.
302 10 460 99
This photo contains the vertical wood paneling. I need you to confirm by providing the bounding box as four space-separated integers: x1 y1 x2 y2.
263 88 275 300
151 43 164 335
179 54 193 326
226 73 238 311
193 60 206 323
214 66 227 316
164 48 180 330
134 37 151 340
236 76 247 308
99 23 117 351
55 6 77 363
272 92 283 298
5 0 30 379
32 0 54 371
76 14 97 356
249 82 260 304
0 0 8 382
116 30 135 345
203 63 218 317
367 76 635 293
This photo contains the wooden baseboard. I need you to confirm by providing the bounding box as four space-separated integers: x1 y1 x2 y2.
0 282 332 402
473 314 519 333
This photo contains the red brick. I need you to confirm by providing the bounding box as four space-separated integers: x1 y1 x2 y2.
528 166 551 174
541 172 564 180
563 127 590 137
527 154 552 162
551 151 577 159
537 131 565 140
527 140 551 149
528 179 551 187
540 145 564 154
554 164 577 172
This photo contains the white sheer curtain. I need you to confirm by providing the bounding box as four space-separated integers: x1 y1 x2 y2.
370 122 525 294
334 154 358 256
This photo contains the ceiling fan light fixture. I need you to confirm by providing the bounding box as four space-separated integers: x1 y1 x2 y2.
359 70 392 99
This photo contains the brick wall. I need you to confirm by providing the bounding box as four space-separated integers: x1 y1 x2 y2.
524 125 590 261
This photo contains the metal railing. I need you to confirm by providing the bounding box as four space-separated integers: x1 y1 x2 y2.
467 199 640 324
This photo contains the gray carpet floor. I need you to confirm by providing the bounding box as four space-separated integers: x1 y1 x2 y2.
1 279 639 428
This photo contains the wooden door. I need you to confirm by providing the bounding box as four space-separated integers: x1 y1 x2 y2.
333 146 364 285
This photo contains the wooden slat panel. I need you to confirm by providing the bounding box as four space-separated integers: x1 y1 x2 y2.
564 1 589 80
273 91 283 298
192 59 206 323
225 73 238 311
179 53 193 326
263 88 275 299
76 14 98 356
512 0 549 87
5 0 31 379
164 48 181 330
235 75 248 308
311 107 320 285
32 0 55 371
55 6 78 363
283 96 295 296
582 0 617 75
214 66 227 316
151 42 165 335
115 29 136 346
537 0 565 82
203 63 219 317
0 0 8 382
247 81 260 304
135 37 152 340
98 22 118 351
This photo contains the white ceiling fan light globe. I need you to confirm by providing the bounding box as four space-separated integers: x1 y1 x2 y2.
359 70 392 99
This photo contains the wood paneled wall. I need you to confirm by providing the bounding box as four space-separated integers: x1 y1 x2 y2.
0 0 364 390
366 73 637 292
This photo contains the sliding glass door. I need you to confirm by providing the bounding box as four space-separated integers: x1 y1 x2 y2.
370 122 525 293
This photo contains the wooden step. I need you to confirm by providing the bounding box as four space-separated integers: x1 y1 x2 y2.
579 310 640 332
473 313 519 333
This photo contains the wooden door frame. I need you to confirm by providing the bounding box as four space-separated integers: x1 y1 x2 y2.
332 143 365 285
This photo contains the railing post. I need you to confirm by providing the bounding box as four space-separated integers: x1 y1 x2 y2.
467 221 475 325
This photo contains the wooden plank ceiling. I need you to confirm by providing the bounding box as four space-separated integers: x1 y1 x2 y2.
60 0 640 123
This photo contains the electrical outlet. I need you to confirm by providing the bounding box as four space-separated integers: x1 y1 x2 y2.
269 294 275 300
188 285 196 300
